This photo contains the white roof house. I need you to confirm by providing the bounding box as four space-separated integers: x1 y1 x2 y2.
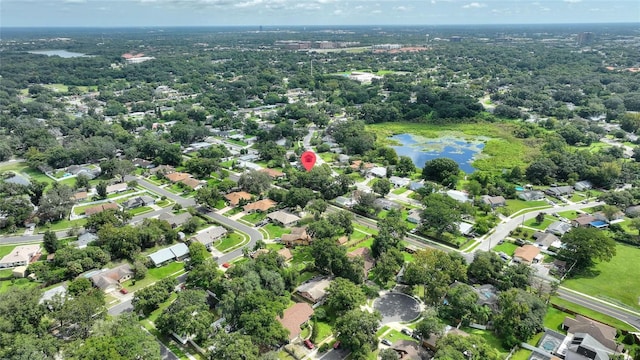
0 245 41 269
446 190 471 203
148 243 190 267
192 226 228 250
296 278 332 304
389 176 411 188
369 167 387 178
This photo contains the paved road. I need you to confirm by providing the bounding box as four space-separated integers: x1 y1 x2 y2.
558 288 640 330
473 201 604 252
201 208 262 264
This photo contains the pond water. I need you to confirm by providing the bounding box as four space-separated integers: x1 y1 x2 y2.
28 50 88 58
389 133 486 173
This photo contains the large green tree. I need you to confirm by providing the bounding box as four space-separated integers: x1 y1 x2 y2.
434 334 501 360
493 288 546 348
559 227 616 274
403 249 467 305
334 309 382 359
422 158 460 187
156 290 214 344
325 277 366 314
208 332 259 360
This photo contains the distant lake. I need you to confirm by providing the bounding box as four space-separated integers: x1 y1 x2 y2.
28 50 88 58
390 133 486 174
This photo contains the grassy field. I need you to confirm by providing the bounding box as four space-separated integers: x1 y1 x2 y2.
0 278 39 294
492 241 518 255
38 218 87 232
544 307 569 332
241 212 266 224
384 329 416 344
523 215 555 230
557 210 580 220
506 199 550 214
264 224 291 239
461 327 509 355
0 244 18 259
121 261 185 292
367 122 541 173
550 297 637 331
562 244 640 311
214 233 245 253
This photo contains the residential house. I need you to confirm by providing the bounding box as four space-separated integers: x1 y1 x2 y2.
73 192 88 202
84 202 119 216
243 199 277 213
473 284 499 310
337 236 349 246
574 180 593 192
132 158 154 169
481 195 506 208
180 177 204 191
3 174 31 186
39 284 67 304
334 196 355 208
407 208 422 224
281 227 312 247
625 205 640 217
423 326 469 351
122 195 155 210
533 232 562 250
73 232 98 249
277 303 315 341
295 277 332 304
347 247 374 276
158 212 192 228
0 244 41 268
250 249 270 259
147 243 190 267
165 172 190 183
546 186 574 198
559 315 624 359
150 165 175 175
224 191 253 206
350 160 374 171
89 264 133 293
546 221 572 236
446 190 471 203
458 222 474 236
513 244 542 265
391 340 429 360
519 190 545 201
338 154 350 163
389 176 411 188
268 210 301 227
572 214 597 228
369 167 387 178
277 248 293 262
106 183 128 194
192 226 228 250
408 181 424 191
374 198 402 211
260 168 285 179
594 211 625 224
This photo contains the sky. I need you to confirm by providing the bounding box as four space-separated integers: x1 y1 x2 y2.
2 0 638 27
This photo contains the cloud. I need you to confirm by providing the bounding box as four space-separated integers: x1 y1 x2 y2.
394 5 409 11
462 2 486 9
563 0 582 3
64 0 86 3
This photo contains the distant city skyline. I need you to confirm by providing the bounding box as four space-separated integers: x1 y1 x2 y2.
2 0 638 28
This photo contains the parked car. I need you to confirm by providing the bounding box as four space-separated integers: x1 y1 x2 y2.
333 341 341 349
401 328 412 336
381 339 392 346
304 339 314 349
222 263 231 268
119 288 128 294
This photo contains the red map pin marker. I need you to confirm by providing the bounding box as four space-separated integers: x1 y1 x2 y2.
301 151 316 172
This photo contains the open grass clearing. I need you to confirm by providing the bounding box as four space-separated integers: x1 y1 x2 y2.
523 215 556 230
264 224 291 239
121 261 184 292
0 278 39 294
550 296 637 331
241 212 266 224
38 218 87 232
506 199 549 214
562 243 640 311
214 232 245 253
461 327 509 355
492 241 518 256
385 329 416 344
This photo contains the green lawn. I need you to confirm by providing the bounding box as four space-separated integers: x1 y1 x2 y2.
557 210 580 220
348 237 373 252
523 215 555 230
385 329 417 344
128 206 153 216
214 233 245 253
155 199 172 208
550 297 637 331
38 218 87 232
121 261 185 292
492 241 518 256
264 224 291 239
562 244 640 311
241 212 266 224
392 187 408 195
544 306 570 332
0 245 18 259
0 278 39 294
506 199 549 214
312 320 333 343
510 349 532 360
461 327 509 355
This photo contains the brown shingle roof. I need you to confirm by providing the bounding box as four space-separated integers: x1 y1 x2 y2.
180 177 203 189
85 202 119 216
165 172 190 183
563 315 620 352
243 199 277 212
224 191 252 206
277 248 293 261
513 244 541 264
260 168 285 178
277 303 314 341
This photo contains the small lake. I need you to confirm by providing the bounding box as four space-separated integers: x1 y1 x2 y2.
28 50 88 58
390 133 486 173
